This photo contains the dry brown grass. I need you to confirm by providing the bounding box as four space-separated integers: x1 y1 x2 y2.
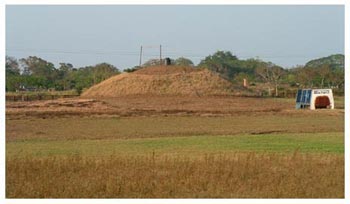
5 92 344 198
81 66 248 98
6 152 343 198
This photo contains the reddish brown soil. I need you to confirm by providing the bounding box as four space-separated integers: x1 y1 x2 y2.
6 95 343 119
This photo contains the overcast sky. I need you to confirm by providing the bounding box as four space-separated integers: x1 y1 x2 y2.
6 5 344 70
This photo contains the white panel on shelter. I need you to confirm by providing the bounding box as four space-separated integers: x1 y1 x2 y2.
296 89 334 110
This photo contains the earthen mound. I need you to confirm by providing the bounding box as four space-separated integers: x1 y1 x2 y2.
81 66 243 97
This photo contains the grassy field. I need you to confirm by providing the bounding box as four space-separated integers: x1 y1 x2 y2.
6 96 344 198
6 114 343 141
7 132 343 157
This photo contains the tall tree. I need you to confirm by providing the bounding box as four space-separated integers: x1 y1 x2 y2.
92 63 120 84
269 66 285 97
329 68 344 89
174 57 194 66
255 63 285 96
317 64 331 88
294 66 317 88
58 63 74 90
198 51 241 80
19 56 58 89
6 56 20 75
20 56 56 77
6 56 21 91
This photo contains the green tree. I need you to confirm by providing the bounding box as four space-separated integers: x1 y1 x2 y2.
67 63 119 93
305 54 344 70
92 63 120 84
198 51 246 80
19 56 58 89
199 51 237 71
69 68 94 94
6 56 21 91
6 56 20 74
329 68 344 89
174 57 194 66
57 63 74 90
124 66 141 73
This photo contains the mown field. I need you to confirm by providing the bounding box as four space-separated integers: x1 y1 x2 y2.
6 113 344 141
6 96 344 198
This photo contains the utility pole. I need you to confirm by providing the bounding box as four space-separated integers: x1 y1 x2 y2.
139 46 143 67
159 45 162 65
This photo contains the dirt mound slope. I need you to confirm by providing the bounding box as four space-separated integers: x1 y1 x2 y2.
81 66 244 97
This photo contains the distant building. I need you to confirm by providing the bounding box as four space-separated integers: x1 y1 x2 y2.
295 89 334 110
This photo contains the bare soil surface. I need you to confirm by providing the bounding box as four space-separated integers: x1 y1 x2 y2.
6 95 344 119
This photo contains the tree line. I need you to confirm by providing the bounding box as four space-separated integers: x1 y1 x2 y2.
196 51 344 96
6 52 344 96
6 56 120 93
126 51 344 96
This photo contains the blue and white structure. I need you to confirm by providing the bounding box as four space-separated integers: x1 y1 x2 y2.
295 89 334 110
